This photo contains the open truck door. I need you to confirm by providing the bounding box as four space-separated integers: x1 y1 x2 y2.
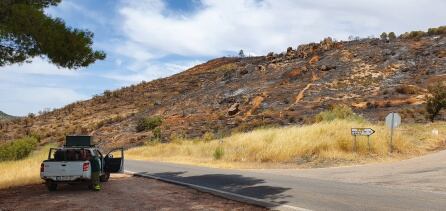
105 148 124 173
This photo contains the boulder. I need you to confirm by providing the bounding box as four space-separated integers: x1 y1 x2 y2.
257 65 266 72
383 49 393 56
266 52 275 61
240 68 249 75
319 65 335 71
228 103 240 116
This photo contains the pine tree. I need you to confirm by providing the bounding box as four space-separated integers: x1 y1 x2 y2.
238 50 245 58
0 0 105 69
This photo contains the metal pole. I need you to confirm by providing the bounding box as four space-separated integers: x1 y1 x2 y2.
389 113 394 153
367 135 371 152
353 135 357 153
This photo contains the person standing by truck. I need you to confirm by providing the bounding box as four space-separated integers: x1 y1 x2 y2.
85 150 101 191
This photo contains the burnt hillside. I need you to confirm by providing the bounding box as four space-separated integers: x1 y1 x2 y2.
1 27 446 149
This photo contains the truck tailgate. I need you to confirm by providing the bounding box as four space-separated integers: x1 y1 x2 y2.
41 161 90 181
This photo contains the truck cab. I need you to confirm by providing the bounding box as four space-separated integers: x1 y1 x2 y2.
40 136 124 191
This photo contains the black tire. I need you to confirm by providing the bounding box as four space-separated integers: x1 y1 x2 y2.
100 172 110 182
46 181 57 191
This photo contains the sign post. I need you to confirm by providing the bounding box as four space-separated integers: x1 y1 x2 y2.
385 112 401 153
351 128 376 152
367 135 371 152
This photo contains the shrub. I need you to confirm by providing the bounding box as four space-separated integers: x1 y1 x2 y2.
427 26 446 35
380 32 388 40
388 32 397 40
395 85 418 95
169 132 185 142
202 131 214 142
103 90 112 97
152 127 162 141
0 137 38 161
315 105 364 123
426 82 446 122
213 146 224 160
400 31 426 39
136 116 163 132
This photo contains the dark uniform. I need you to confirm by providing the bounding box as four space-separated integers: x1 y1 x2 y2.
89 156 101 191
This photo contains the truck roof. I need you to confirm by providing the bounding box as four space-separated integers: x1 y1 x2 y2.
62 147 96 149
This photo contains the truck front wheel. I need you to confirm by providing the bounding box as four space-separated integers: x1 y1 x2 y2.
46 181 57 191
100 172 110 182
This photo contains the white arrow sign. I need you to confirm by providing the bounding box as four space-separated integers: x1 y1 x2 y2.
351 128 376 136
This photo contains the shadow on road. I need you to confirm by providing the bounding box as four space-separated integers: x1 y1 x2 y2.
136 171 291 204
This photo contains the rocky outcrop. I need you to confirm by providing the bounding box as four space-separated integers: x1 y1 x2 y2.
227 103 240 116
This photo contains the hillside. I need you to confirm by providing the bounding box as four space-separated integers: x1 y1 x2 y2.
0 111 17 121
1 27 445 149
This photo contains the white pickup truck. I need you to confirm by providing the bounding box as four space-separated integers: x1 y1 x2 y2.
40 136 124 191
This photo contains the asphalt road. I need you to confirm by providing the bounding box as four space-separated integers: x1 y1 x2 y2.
255 149 446 194
125 155 446 211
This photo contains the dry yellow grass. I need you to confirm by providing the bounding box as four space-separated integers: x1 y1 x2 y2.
126 120 446 168
0 145 53 189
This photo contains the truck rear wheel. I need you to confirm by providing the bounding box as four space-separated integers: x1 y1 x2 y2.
46 181 57 191
100 172 110 182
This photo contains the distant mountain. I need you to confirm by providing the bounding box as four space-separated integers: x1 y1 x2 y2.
1 26 446 148
0 111 16 120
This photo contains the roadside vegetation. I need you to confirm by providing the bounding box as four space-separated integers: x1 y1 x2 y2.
0 136 38 161
127 106 446 168
0 144 53 189
314 104 364 123
426 82 446 122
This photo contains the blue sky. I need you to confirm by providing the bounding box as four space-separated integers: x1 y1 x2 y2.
1 0 446 116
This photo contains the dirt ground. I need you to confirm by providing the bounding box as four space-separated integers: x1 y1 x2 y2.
0 174 265 211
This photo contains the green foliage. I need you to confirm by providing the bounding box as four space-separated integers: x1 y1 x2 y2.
213 146 224 160
388 32 397 40
315 105 364 123
426 82 446 122
380 32 388 40
400 31 427 39
0 0 105 69
239 49 245 58
152 127 162 140
427 26 446 35
0 136 38 161
136 116 163 132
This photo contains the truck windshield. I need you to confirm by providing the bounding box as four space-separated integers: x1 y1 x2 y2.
53 149 89 161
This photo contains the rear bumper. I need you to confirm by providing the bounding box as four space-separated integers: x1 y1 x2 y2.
41 175 91 182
